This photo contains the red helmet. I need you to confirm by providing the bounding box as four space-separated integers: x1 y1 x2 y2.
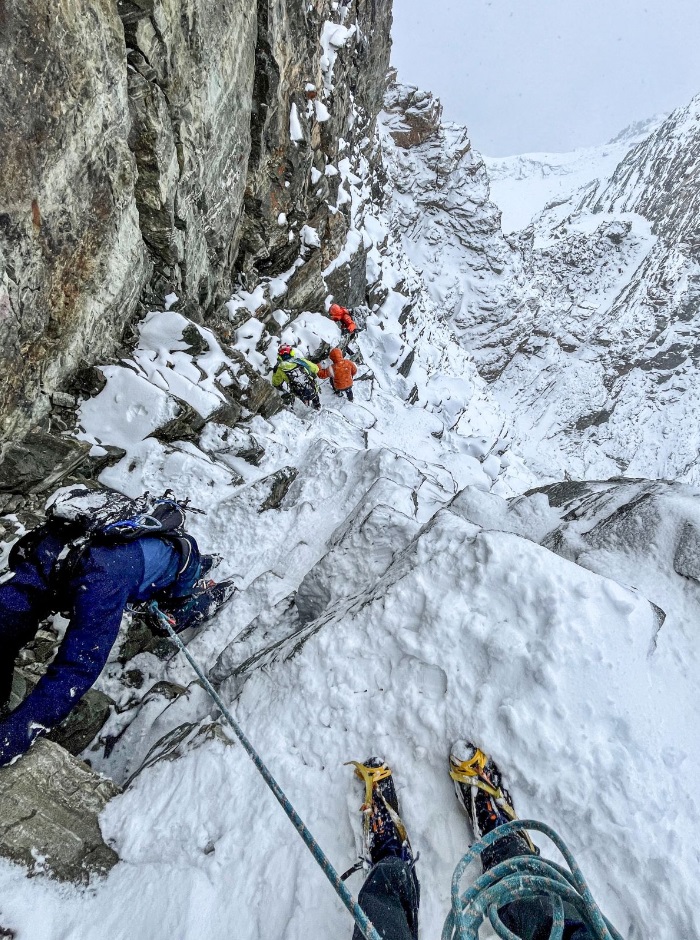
278 344 293 359
329 303 345 320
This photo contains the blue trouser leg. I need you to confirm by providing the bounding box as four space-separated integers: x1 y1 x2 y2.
0 545 57 705
352 858 419 940
484 833 591 940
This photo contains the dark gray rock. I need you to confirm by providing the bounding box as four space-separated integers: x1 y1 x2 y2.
325 241 369 308
48 690 114 757
149 401 206 444
118 615 175 664
258 467 299 512
0 431 91 494
673 523 700 581
0 738 120 882
397 348 416 378
205 426 265 466
0 0 150 441
65 365 109 399
81 445 129 479
207 403 245 429
223 348 282 419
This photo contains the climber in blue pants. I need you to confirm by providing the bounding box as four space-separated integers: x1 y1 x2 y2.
0 497 235 767
350 743 592 940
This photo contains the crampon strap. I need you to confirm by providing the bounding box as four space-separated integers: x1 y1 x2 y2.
449 749 536 853
346 759 409 847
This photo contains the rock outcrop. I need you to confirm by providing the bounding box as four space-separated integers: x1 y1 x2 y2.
0 0 149 440
378 80 523 372
119 0 257 311
0 738 119 882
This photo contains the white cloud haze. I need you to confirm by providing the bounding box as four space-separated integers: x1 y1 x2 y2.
391 0 700 155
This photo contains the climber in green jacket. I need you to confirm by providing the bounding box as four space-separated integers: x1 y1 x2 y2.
271 345 321 410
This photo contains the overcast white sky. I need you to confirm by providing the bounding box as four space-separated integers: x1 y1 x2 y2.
391 0 700 155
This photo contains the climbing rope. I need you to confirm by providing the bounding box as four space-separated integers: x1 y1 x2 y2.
443 818 624 940
148 603 381 940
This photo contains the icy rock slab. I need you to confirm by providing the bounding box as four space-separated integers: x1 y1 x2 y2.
0 739 119 882
673 523 700 581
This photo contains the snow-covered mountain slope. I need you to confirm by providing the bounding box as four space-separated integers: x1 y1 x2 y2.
2 62 700 940
485 95 700 483
484 116 662 233
2 85 700 940
387 81 700 484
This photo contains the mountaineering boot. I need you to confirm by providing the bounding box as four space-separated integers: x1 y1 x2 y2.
348 757 414 866
347 758 420 940
154 578 236 633
449 741 536 860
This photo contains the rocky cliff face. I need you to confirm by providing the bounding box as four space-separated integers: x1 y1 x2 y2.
0 0 392 441
120 0 257 311
377 80 529 378
0 0 150 441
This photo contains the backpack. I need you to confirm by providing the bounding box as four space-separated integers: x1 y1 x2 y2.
8 484 192 600
286 361 316 393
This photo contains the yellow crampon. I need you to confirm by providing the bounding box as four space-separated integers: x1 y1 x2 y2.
346 760 393 809
449 748 536 853
345 760 409 846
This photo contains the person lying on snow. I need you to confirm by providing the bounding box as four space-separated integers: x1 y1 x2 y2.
349 741 595 940
271 344 321 410
317 347 357 402
0 484 235 766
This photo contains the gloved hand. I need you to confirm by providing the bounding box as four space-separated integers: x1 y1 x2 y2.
281 392 295 405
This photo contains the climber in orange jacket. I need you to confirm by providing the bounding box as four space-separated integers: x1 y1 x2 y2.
329 303 357 335
318 347 358 402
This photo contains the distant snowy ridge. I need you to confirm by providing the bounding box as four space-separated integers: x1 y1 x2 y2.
484 115 662 233
391 80 700 484
488 94 700 482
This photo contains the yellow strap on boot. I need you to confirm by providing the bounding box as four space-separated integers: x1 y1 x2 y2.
345 760 409 846
449 747 500 794
449 749 536 853
345 760 393 809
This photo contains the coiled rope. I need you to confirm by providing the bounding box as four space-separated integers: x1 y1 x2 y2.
443 818 623 940
152 604 621 940
149 603 381 940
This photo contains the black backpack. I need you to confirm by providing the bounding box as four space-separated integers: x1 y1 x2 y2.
8 484 193 599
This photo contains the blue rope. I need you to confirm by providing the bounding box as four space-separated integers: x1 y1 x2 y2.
442 819 624 940
148 603 381 940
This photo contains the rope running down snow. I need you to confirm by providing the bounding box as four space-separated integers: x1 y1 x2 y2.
149 602 382 940
443 818 624 940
